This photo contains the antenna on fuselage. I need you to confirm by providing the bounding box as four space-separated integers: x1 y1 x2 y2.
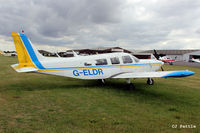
55 52 61 58
72 50 78 57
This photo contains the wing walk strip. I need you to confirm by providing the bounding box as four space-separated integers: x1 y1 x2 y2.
37 63 162 72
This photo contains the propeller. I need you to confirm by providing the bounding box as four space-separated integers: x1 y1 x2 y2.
153 49 159 60
153 49 164 71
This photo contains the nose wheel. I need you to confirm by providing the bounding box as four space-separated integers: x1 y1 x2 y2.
147 78 154 85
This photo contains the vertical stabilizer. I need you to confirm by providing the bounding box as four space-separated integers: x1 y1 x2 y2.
11 32 45 71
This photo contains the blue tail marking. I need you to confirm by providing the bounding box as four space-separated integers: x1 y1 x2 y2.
19 33 45 69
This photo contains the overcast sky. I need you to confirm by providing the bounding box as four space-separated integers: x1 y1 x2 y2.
0 0 200 51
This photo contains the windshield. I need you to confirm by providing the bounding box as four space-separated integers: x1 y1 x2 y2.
132 55 139 62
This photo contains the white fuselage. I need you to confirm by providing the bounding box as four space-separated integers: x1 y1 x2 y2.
37 53 163 79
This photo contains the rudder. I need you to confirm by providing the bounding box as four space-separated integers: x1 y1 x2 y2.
11 32 36 69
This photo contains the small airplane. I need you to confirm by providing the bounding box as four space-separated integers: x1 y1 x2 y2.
0 50 17 56
190 58 200 63
153 50 175 65
0 50 4 55
159 56 175 65
10 32 194 89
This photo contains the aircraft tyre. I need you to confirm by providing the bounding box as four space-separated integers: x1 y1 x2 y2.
147 78 154 85
127 83 135 90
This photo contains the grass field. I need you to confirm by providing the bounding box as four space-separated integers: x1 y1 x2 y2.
0 55 200 133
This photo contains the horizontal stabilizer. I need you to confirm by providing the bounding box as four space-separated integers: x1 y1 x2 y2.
112 70 194 79
11 64 38 73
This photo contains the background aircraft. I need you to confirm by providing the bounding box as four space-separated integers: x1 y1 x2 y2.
153 50 176 65
11 32 194 89
0 50 5 55
190 58 200 63
159 56 175 65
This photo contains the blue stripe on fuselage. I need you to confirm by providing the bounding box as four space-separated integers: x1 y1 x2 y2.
19 33 45 69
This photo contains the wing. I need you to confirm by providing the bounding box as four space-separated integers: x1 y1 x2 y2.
111 70 194 79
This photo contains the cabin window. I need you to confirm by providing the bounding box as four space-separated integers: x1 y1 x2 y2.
84 62 92 66
95 59 108 65
110 57 120 64
122 56 133 64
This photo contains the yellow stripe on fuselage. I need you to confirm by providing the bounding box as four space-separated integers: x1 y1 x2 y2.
37 63 161 72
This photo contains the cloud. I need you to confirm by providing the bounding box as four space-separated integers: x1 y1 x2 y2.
0 0 200 51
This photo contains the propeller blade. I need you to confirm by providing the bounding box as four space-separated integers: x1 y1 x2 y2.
154 49 164 71
153 49 160 60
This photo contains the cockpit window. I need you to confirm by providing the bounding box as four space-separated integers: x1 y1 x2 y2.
95 59 108 65
122 56 133 64
110 57 120 64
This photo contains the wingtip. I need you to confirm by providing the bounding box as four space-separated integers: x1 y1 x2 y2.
163 70 195 78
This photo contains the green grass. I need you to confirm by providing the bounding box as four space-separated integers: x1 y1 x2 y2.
0 56 200 133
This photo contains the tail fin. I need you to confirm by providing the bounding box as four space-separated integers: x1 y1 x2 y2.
11 32 45 72
0 50 4 55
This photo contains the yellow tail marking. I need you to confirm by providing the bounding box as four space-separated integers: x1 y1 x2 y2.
0 50 4 55
11 32 36 69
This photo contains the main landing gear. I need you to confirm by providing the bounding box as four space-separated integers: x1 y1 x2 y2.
147 78 154 85
126 78 154 90
98 78 154 90
126 78 135 90
98 79 106 85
